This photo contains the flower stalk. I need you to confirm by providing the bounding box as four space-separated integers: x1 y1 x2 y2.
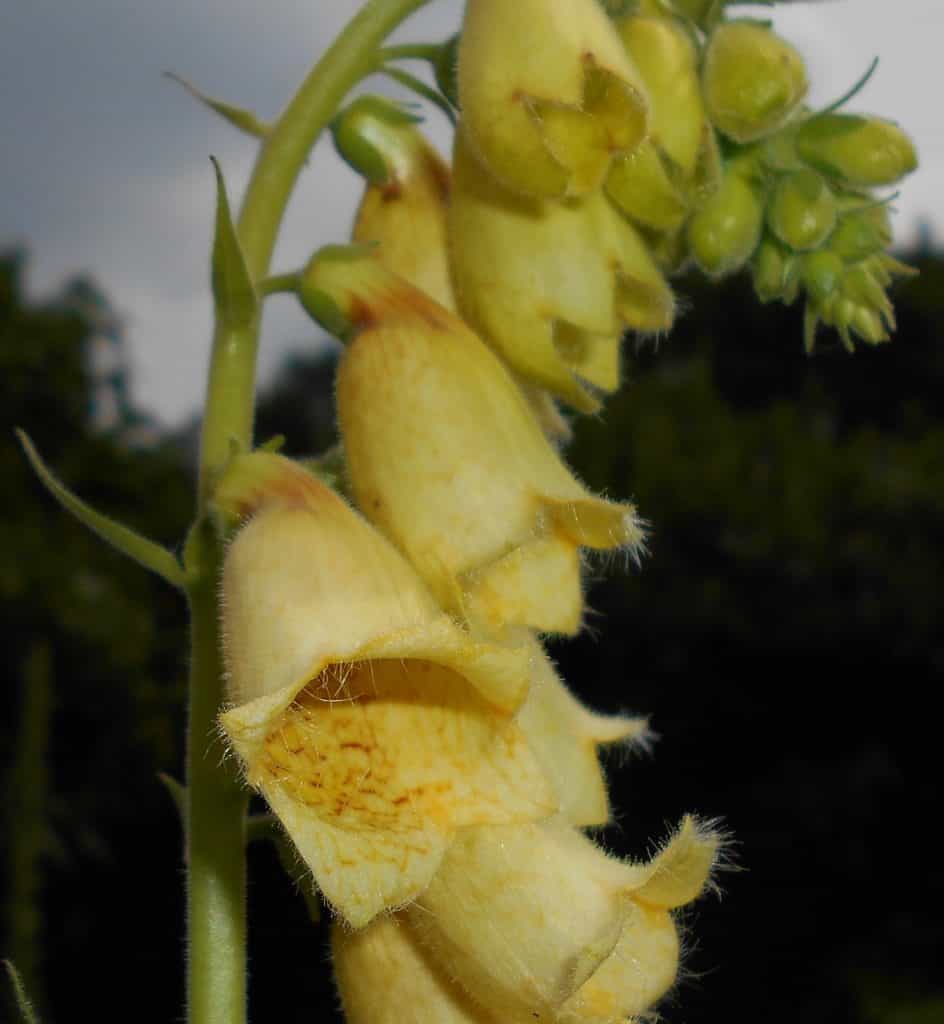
185 2 436 1022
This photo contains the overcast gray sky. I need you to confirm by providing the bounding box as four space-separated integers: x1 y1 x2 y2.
2 1 940 426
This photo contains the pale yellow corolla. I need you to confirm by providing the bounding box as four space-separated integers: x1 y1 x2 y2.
449 129 674 412
458 0 649 198
214 452 556 927
296 250 645 636
336 96 571 443
401 817 722 1023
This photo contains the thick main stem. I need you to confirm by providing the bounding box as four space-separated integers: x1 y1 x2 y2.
198 0 432 504
186 543 247 1024
186 2 435 1024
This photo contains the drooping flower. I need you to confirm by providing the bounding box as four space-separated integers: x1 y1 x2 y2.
404 817 722 1023
333 96 571 443
449 128 674 412
296 248 646 637
214 451 555 927
457 0 649 198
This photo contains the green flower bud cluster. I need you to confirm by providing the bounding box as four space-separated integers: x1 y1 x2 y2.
603 11 811 275
599 2 917 353
751 197 915 353
742 107 917 351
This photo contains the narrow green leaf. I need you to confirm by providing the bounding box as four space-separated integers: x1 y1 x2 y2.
165 71 271 138
3 961 40 1024
16 430 186 588
157 773 187 828
210 157 258 329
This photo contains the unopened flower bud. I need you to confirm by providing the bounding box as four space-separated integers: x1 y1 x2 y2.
795 113 917 187
298 247 646 636
687 160 765 277
830 201 892 262
614 13 705 177
450 128 674 411
433 33 461 110
406 818 722 1022
605 141 689 232
767 169 837 252
752 234 799 304
800 249 912 353
215 452 554 926
801 249 844 305
703 20 808 143
458 0 649 198
334 97 454 309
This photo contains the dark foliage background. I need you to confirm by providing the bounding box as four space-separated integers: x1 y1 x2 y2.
1 244 941 1023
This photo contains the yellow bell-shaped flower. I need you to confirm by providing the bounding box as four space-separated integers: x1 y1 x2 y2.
215 452 555 927
405 817 722 1022
449 128 674 412
333 915 504 1024
299 249 644 635
335 97 571 444
296 248 645 637
458 0 649 198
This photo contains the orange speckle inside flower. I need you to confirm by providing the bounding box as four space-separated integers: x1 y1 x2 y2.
256 659 532 836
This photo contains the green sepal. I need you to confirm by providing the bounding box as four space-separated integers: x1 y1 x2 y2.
3 961 40 1024
16 430 186 588
296 243 381 344
210 157 257 330
332 95 421 187
432 33 460 109
165 72 270 139
299 443 348 497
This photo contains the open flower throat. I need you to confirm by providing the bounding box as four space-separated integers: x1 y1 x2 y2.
257 659 545 839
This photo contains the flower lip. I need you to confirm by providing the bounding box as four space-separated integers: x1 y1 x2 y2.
216 452 557 926
457 0 649 198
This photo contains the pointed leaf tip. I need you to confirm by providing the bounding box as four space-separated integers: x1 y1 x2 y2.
210 157 257 329
164 71 270 138
15 429 186 588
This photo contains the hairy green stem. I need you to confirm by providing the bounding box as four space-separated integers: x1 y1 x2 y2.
186 2 436 1023
258 271 301 297
380 42 443 61
198 0 434 503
